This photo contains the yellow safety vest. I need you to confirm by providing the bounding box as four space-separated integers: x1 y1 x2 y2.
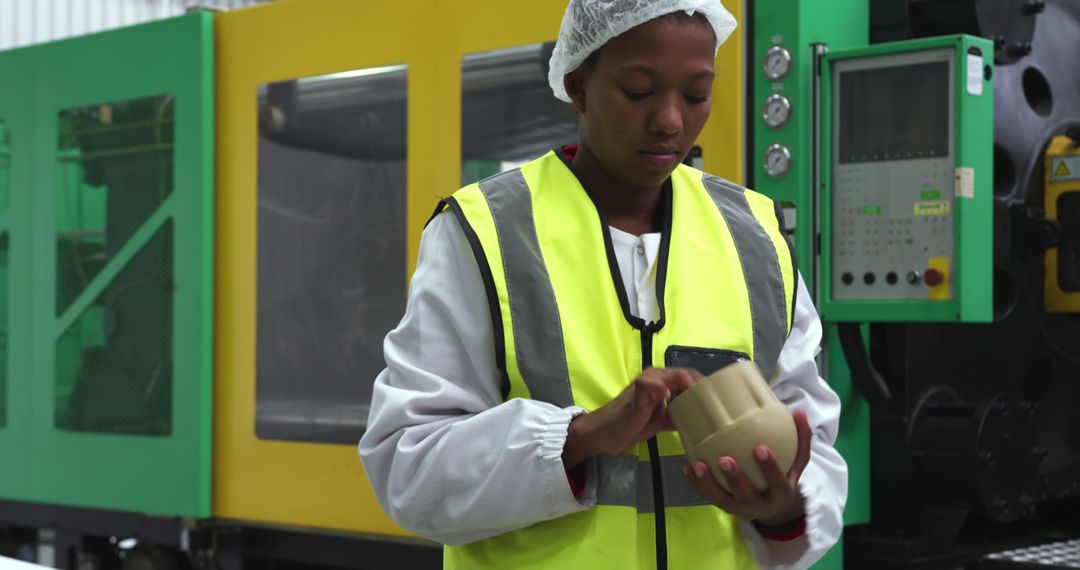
436 149 797 570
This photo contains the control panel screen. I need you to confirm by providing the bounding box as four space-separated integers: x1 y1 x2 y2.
838 61 949 164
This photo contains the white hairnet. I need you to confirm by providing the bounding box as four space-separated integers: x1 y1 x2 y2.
548 0 738 102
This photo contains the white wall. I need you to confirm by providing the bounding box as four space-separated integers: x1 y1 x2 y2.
0 0 272 51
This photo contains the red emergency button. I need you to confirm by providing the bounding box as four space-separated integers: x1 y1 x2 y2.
924 268 945 287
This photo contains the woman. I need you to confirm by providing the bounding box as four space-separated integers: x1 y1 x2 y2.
359 1 847 568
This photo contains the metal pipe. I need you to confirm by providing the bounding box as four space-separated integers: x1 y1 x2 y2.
57 143 174 161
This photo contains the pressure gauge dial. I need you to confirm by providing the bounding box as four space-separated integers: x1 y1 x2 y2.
763 144 791 179
762 94 792 129
763 45 793 81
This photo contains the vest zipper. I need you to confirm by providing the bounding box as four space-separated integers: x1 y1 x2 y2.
641 322 667 570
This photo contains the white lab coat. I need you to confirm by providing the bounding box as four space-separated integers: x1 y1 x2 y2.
359 212 848 570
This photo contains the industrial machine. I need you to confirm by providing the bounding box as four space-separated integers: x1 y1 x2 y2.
751 1 1080 567
0 0 1076 569
852 1 1080 566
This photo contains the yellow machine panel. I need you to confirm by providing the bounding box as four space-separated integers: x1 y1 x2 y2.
214 0 746 537
213 0 436 537
1045 135 1080 313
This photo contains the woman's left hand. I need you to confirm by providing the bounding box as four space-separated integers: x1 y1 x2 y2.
682 409 813 526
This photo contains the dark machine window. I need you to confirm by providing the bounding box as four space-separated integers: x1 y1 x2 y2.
461 43 578 185
255 65 408 444
54 95 176 436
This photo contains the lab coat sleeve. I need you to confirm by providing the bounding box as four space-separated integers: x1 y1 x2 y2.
358 212 596 546
739 273 849 570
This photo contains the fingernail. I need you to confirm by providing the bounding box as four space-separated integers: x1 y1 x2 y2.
719 458 733 472
756 447 769 461
693 463 706 478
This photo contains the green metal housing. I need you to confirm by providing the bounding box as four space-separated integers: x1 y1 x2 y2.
751 4 873 568
0 13 214 518
818 35 994 323
752 0 869 277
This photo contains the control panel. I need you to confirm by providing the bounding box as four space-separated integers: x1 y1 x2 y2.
819 35 993 322
830 49 954 301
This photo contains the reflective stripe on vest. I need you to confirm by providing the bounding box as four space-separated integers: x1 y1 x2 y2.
595 454 709 512
700 174 790 381
475 171 574 407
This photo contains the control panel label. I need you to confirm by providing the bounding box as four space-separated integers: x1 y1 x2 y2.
914 201 950 216
966 53 983 96
782 205 797 233
955 167 974 199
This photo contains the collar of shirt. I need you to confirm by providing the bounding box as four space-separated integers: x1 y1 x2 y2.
608 226 662 323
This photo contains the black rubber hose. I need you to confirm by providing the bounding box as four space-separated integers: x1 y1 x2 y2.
837 322 893 407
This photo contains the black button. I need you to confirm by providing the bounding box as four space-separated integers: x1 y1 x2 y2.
886 272 898 285
864 272 876 285
842 272 854 285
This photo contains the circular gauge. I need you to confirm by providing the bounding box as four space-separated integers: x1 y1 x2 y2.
763 144 792 179
762 94 792 129
763 45 793 81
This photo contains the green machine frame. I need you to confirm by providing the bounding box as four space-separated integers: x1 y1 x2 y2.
751 2 870 568
0 13 214 518
753 4 995 568
0 52 25 505
819 35 994 323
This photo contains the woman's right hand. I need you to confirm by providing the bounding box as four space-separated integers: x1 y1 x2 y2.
562 367 701 469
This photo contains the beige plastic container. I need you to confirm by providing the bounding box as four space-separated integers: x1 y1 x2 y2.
668 361 797 493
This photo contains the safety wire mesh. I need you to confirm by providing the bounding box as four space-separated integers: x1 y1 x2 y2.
0 118 8 427
54 95 175 436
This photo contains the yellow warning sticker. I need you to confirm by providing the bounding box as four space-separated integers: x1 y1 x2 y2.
1055 161 1071 178
1051 157 1080 181
914 201 950 216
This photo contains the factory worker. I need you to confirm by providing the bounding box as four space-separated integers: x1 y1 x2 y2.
359 0 848 568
